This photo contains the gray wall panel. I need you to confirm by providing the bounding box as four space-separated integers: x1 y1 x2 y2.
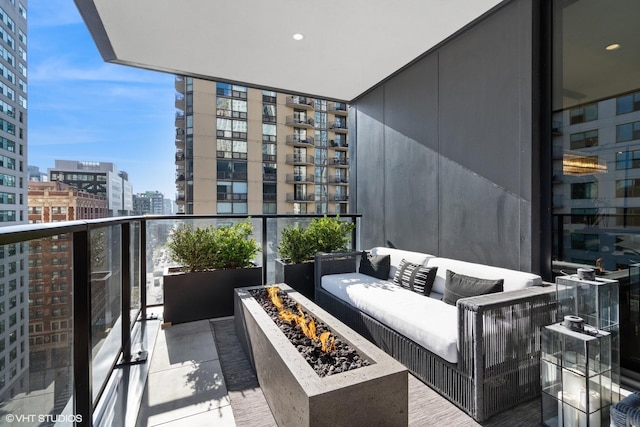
353 0 536 273
353 87 386 248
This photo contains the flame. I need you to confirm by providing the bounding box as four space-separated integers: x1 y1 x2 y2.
267 286 334 353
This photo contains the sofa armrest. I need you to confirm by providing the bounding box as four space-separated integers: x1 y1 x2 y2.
314 251 360 292
456 285 557 378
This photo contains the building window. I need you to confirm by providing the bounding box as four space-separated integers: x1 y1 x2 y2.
569 103 598 124
571 182 598 199
616 149 640 170
617 91 640 115
617 179 640 198
570 130 598 149
617 121 640 143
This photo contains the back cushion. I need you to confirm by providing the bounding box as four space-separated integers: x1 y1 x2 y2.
370 247 434 279
426 257 542 295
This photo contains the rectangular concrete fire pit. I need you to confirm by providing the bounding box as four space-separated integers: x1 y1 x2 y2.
234 283 408 427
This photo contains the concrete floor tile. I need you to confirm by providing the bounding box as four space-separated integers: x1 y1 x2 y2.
144 404 236 427
150 331 218 373
136 360 230 427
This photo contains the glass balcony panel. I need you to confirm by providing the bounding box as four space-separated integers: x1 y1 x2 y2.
90 225 122 404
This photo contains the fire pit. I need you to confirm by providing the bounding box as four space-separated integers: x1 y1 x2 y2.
235 283 408 427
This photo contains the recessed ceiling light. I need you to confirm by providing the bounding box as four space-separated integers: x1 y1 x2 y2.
293 33 304 41
605 43 621 51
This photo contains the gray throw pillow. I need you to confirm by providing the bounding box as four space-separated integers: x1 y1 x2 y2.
359 252 391 280
443 270 504 306
392 259 438 296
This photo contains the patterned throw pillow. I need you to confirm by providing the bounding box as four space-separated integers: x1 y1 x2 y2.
392 259 437 296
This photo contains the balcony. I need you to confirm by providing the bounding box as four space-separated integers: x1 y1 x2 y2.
285 134 314 147
286 116 315 128
175 93 185 109
329 139 349 151
329 121 348 133
330 176 349 185
328 102 348 115
285 95 315 110
286 193 315 202
285 154 314 165
330 158 348 167
0 214 366 427
285 173 315 184
330 194 349 202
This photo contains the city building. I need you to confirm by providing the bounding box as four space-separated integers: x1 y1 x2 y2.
174 78 349 215
133 191 165 215
0 0 28 401
48 160 134 217
25 181 108 410
27 165 47 182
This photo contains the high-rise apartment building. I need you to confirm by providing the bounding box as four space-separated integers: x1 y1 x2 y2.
133 190 165 215
0 0 28 401
174 77 349 215
48 160 134 217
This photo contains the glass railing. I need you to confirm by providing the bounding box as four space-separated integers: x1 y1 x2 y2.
0 214 360 425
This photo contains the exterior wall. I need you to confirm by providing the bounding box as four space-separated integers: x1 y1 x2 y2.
351 0 537 272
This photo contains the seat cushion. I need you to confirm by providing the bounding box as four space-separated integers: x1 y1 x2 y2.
321 272 459 363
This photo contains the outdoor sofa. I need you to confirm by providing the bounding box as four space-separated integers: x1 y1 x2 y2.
314 247 557 422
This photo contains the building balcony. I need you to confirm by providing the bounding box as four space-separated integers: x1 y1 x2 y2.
286 193 315 202
217 171 248 180
286 134 315 147
330 194 349 202
286 116 315 128
329 122 348 133
285 154 314 165
285 173 315 183
330 158 348 167
175 93 185 109
328 102 348 115
330 176 349 185
329 139 349 150
174 75 185 91
175 152 185 162
285 95 315 110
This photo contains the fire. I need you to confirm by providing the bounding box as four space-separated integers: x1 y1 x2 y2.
267 286 335 353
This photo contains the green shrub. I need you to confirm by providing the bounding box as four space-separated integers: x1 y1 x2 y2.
168 220 261 272
278 224 316 264
278 216 355 263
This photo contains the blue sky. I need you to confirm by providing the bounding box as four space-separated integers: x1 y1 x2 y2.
28 1 176 199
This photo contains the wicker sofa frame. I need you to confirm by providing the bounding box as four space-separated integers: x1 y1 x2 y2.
314 252 557 422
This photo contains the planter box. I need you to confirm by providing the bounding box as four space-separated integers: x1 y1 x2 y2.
163 266 261 324
274 259 315 301
234 284 408 427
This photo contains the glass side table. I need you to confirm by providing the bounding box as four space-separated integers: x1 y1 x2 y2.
541 316 613 427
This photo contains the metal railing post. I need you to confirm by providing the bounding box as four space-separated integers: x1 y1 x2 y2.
140 219 147 319
73 228 92 426
121 222 132 363
262 217 268 285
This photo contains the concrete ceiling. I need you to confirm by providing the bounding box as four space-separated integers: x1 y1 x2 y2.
74 0 504 102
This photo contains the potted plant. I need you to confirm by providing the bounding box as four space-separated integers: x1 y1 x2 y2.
275 216 355 301
163 219 261 324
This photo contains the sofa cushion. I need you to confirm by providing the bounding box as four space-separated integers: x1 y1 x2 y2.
443 270 504 306
392 259 437 296
370 247 435 279
359 252 391 280
321 272 459 363
426 257 542 295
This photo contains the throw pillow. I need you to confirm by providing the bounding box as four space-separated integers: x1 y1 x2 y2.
392 259 438 296
443 270 504 306
359 251 391 280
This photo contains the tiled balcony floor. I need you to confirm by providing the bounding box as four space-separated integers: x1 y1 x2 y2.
133 314 544 427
